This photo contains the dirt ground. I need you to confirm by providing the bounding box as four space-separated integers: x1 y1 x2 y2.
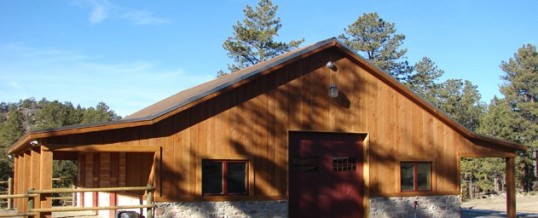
461 195 538 213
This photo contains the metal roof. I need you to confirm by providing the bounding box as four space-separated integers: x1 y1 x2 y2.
124 38 339 121
7 38 527 154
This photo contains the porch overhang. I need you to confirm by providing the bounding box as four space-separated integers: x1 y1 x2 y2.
43 144 161 153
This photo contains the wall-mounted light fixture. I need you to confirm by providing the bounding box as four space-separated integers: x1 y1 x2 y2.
329 84 339 98
30 140 39 147
7 154 12 159
326 61 336 71
326 61 338 98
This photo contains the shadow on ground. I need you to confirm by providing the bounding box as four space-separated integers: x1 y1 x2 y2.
461 208 538 218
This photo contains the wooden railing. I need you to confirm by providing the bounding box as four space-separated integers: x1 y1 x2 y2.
0 185 154 218
51 178 75 207
0 178 13 210
0 193 37 217
0 177 76 209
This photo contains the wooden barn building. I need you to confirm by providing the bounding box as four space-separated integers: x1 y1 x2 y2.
7 38 527 217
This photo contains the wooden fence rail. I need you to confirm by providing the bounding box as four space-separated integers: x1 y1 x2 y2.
1 177 75 209
0 212 36 217
0 178 13 210
0 193 37 217
51 177 76 207
31 186 154 194
0 194 38 199
0 185 154 218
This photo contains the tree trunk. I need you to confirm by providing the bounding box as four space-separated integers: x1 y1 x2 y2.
494 175 500 193
469 173 474 199
501 173 506 192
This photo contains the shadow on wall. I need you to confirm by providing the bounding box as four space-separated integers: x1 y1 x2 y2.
207 49 461 216
48 48 464 216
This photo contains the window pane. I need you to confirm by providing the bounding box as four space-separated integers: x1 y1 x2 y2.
417 163 431 190
227 162 247 194
400 163 414 191
202 161 222 194
333 157 357 172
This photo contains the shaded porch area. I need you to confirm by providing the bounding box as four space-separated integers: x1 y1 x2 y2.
459 138 521 218
9 142 159 218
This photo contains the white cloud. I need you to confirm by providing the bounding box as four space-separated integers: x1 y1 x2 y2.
88 0 111 24
77 0 170 25
122 10 171 25
9 81 23 90
0 44 212 116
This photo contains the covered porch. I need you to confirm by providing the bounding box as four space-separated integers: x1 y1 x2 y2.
9 140 160 218
458 135 526 218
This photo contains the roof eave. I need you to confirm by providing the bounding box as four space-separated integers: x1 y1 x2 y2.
6 38 528 155
124 38 339 121
6 118 154 155
332 41 528 153
6 38 341 156
470 133 528 151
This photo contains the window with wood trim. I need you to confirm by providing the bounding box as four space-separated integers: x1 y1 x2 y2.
202 160 248 195
332 157 357 172
400 161 432 191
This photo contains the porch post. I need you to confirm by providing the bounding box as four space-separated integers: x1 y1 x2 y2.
39 146 53 218
30 148 41 217
506 157 516 218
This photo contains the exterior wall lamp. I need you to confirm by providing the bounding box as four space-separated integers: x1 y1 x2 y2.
326 61 338 98
329 84 338 98
326 61 336 71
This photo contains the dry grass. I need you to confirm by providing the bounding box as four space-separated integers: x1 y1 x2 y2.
461 195 538 213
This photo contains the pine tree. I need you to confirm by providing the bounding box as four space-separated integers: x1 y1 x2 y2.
220 0 304 75
339 12 412 81
34 100 80 130
0 107 24 146
470 97 521 196
81 102 120 124
407 57 444 104
478 97 520 143
499 44 538 192
0 98 121 183
0 107 24 179
436 79 485 131
435 79 486 198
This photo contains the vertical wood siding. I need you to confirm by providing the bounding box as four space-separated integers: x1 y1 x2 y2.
41 47 511 202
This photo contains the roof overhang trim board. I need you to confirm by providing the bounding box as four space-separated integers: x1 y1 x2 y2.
332 42 528 152
7 39 338 155
44 144 161 153
6 38 527 155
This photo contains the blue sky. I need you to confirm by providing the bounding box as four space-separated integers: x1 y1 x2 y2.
1 0 537 117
